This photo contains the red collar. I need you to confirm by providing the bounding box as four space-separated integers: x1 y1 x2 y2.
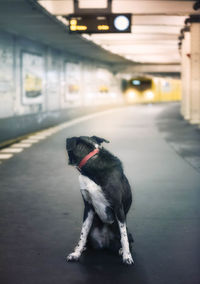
78 148 99 170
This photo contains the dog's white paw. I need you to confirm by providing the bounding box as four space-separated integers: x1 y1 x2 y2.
122 252 134 265
66 252 81 262
119 248 123 255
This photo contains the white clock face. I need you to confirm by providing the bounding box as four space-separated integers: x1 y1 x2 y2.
114 15 130 31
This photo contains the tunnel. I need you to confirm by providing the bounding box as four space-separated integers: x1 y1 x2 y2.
0 1 200 284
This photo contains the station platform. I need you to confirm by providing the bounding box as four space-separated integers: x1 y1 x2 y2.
0 102 199 284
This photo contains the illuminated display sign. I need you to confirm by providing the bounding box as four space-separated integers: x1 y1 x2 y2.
67 14 131 33
132 80 141 86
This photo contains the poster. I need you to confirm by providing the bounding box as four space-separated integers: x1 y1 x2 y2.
21 52 44 105
64 62 81 105
0 42 13 94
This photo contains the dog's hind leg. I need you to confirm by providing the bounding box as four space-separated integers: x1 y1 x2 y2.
116 207 134 265
67 203 94 262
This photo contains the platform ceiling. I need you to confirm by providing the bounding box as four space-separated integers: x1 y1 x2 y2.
0 0 132 66
0 0 198 74
38 0 198 65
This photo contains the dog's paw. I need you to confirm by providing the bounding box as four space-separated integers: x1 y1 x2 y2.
66 252 80 262
122 252 134 265
119 248 123 255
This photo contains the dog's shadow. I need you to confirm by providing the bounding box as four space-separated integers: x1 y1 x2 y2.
73 248 148 284
81 248 123 266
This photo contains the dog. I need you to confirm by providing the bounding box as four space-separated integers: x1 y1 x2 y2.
66 136 134 265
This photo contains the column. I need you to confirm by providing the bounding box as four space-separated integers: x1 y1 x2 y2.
189 17 200 124
184 30 191 120
181 34 186 117
180 27 191 120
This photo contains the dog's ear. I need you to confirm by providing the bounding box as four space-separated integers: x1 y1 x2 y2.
91 136 110 145
66 137 77 151
79 136 94 147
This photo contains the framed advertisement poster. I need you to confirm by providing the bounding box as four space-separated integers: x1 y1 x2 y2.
0 43 13 93
21 52 44 105
64 62 81 105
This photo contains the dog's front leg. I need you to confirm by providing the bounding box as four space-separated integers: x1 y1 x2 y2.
116 208 134 265
67 209 94 262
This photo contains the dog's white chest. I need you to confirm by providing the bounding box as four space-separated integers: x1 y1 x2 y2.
79 175 110 223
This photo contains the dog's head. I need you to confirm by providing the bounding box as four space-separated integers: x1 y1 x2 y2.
66 136 109 166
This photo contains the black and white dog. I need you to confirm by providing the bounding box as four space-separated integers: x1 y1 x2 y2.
66 136 134 265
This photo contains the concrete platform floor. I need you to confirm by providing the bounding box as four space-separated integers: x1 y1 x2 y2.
0 103 200 284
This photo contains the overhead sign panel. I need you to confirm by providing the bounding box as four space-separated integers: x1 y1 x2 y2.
67 14 132 33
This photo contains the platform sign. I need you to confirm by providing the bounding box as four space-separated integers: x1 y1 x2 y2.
67 14 131 33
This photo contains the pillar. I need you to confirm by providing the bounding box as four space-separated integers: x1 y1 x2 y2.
189 17 200 124
181 33 187 117
184 30 191 120
181 27 191 120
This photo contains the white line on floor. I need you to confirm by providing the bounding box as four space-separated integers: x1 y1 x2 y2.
1 148 23 153
29 135 47 139
21 139 39 143
25 137 41 141
0 153 13 159
11 143 32 148
39 132 54 136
